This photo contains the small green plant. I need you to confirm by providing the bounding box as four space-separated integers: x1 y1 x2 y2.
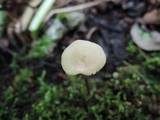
0 10 7 36
127 41 137 53
27 36 54 59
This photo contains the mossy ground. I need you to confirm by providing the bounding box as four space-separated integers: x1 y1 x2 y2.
0 1 160 119
0 42 160 120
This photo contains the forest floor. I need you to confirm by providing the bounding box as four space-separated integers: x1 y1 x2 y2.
0 0 160 119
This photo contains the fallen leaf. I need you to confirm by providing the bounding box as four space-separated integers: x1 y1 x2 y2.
0 38 9 48
151 31 160 43
140 9 160 24
55 0 72 8
130 24 160 51
149 0 160 4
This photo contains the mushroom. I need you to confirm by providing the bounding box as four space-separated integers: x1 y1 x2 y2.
61 40 106 76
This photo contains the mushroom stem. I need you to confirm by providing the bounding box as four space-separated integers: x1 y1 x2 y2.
83 76 90 95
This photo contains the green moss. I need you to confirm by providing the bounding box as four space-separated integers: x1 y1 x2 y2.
1 58 160 120
127 41 137 53
1 51 160 120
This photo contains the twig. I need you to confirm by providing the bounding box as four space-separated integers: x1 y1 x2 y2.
86 27 98 40
0 47 16 56
45 0 112 21
137 48 149 59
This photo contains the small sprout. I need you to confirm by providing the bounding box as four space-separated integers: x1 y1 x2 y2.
61 40 106 76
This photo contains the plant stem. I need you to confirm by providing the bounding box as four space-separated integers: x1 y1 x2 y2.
84 76 90 95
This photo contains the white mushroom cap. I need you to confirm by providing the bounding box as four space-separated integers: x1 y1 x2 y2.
61 40 106 75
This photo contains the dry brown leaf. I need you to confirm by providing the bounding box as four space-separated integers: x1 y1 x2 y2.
55 0 72 8
140 9 160 24
30 0 42 7
75 0 87 3
149 0 160 4
0 38 9 48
